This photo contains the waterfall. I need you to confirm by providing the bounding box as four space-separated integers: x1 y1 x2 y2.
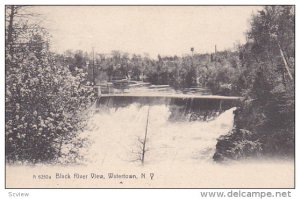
6 98 294 188
82 100 236 167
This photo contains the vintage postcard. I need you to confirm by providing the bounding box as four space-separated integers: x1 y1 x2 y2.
5 5 295 188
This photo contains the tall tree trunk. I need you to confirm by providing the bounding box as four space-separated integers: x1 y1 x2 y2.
7 5 15 57
277 41 293 80
141 106 150 165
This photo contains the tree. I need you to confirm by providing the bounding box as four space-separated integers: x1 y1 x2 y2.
248 6 295 82
5 6 95 164
214 6 295 161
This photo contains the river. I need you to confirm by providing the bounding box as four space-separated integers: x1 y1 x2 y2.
6 86 294 188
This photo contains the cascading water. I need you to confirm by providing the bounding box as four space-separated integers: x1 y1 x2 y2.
82 99 236 168
6 96 294 188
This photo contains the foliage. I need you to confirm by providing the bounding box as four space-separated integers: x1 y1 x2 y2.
214 6 295 161
5 6 95 164
214 128 262 161
63 49 241 93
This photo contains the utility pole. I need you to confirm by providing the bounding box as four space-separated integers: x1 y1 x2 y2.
214 44 217 68
191 47 194 68
215 44 217 54
92 47 95 85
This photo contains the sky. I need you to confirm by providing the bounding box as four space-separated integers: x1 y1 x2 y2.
33 6 262 57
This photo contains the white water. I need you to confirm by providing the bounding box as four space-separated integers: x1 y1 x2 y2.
6 103 294 188
82 104 236 167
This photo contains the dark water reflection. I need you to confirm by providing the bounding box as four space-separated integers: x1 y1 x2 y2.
97 84 240 122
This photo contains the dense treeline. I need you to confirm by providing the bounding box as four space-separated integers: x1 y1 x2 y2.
61 49 241 95
214 6 295 160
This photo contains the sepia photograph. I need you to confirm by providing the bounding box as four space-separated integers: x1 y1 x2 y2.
5 5 295 189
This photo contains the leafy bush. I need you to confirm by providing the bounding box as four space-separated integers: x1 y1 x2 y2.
5 13 95 164
213 128 262 161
